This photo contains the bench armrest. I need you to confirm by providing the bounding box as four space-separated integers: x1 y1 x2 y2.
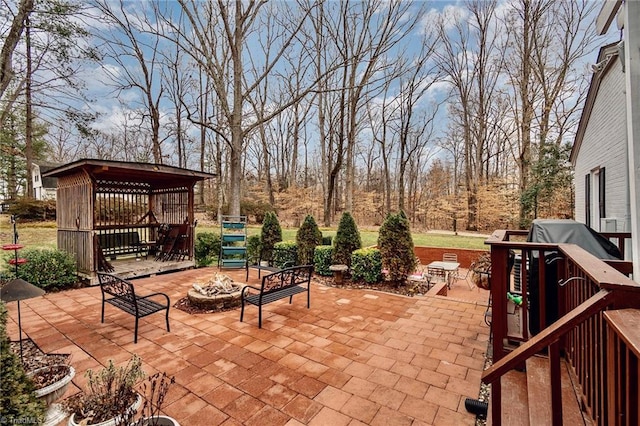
242 285 261 295
139 292 170 306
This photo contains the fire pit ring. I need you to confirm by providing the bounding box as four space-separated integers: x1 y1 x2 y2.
186 274 246 311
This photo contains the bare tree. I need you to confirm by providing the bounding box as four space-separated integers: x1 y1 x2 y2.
433 0 505 230
91 0 166 163
502 0 597 226
0 0 33 99
155 0 319 216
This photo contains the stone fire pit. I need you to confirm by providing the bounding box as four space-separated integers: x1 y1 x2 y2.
187 273 246 310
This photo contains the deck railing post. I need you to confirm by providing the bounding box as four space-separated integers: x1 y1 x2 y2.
549 341 562 426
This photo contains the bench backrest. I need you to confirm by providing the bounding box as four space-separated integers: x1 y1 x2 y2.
261 265 313 294
98 232 141 250
97 272 136 302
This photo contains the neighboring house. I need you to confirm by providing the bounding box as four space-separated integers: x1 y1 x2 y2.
32 163 59 200
571 43 630 247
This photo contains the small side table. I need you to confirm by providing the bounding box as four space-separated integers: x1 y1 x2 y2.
329 264 349 284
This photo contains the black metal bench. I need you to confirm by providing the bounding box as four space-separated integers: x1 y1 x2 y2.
240 265 313 328
98 231 147 259
245 255 294 280
97 272 170 343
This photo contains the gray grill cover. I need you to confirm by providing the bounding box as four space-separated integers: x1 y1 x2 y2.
527 219 621 260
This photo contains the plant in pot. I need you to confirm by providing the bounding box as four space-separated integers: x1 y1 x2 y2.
63 355 145 426
132 372 178 426
28 357 76 426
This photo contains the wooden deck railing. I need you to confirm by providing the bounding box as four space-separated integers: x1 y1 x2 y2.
483 230 639 426
604 309 640 426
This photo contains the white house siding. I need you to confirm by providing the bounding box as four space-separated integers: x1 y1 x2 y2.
574 59 630 234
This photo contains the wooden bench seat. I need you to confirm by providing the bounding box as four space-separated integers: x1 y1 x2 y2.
97 272 170 343
98 231 147 259
240 265 313 328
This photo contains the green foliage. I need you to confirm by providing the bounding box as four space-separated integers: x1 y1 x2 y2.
520 142 574 226
246 235 262 264
322 235 333 246
273 241 297 268
260 211 282 261
296 215 322 266
194 232 221 267
350 248 382 283
7 197 56 221
332 212 362 267
377 211 417 283
11 248 77 290
314 245 333 276
0 301 46 423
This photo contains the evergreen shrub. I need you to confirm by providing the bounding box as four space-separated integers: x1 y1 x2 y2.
273 241 297 268
246 235 262 264
351 248 382 283
0 301 46 423
260 211 282 261
296 215 322 266
8 197 56 221
314 245 333 276
332 212 361 267
13 248 77 290
377 211 417 283
194 232 221 267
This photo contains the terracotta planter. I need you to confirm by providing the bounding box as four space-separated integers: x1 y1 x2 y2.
67 393 142 426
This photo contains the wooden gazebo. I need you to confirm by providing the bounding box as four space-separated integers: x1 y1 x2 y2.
43 159 215 282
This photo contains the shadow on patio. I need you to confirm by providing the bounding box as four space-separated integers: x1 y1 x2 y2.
5 267 490 426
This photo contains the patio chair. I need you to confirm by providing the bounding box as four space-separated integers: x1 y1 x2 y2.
427 265 445 281
443 253 458 263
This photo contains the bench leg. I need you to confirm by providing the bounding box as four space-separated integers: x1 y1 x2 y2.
307 288 310 308
240 299 245 322
258 305 262 328
165 308 170 332
134 316 139 344
101 301 105 323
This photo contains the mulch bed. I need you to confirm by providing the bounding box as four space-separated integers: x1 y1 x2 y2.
10 339 71 388
174 275 432 315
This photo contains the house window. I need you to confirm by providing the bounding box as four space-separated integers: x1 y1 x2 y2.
586 167 606 230
585 174 591 227
599 167 606 219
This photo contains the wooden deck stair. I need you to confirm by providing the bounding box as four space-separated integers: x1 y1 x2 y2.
487 355 592 425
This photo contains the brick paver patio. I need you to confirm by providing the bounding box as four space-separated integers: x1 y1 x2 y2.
4 267 490 425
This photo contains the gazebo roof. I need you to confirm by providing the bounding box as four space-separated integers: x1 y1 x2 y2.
43 159 215 188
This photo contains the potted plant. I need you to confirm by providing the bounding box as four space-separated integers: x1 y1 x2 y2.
28 360 75 426
64 355 144 426
133 372 178 426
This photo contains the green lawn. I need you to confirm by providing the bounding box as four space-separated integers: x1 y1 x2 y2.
1 220 489 251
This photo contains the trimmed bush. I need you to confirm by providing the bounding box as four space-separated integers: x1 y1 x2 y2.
351 248 382 283
314 245 333 276
332 212 361 267
8 197 56 221
0 301 46 423
12 248 77 290
377 211 417 283
246 234 262 264
260 211 282 261
273 241 297 268
195 232 221 267
296 215 322 266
